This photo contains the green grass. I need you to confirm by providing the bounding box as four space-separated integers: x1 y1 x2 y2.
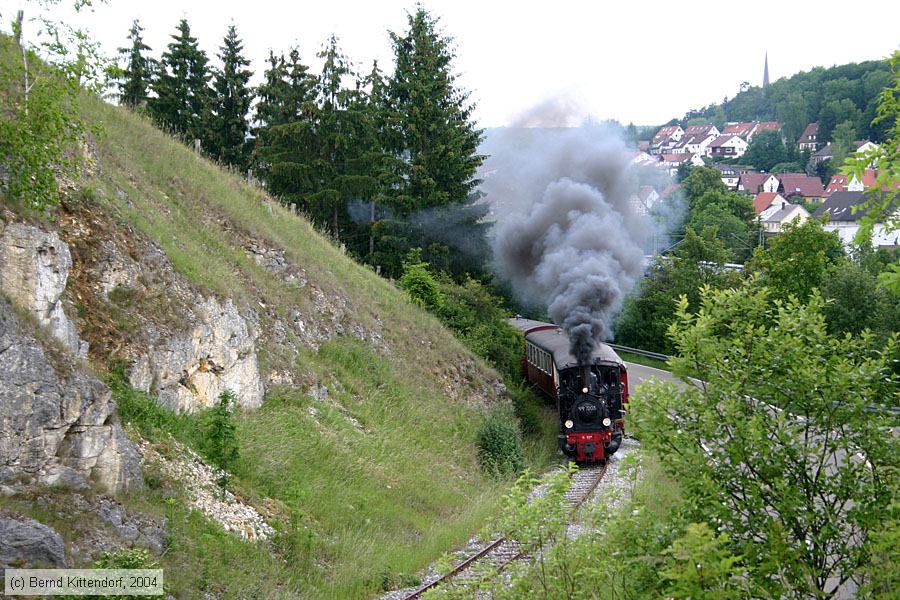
48 95 562 598
617 350 670 371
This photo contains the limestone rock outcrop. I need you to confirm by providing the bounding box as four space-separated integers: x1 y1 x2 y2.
129 297 264 413
0 297 142 494
0 221 87 357
0 514 67 568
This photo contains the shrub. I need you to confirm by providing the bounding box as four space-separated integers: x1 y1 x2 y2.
399 249 444 311
201 390 240 488
476 413 524 477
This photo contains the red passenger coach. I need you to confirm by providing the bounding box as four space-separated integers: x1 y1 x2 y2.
509 317 629 462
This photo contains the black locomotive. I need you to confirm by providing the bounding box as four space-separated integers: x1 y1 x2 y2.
509 317 629 462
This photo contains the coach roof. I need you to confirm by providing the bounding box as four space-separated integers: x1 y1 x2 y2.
509 318 622 369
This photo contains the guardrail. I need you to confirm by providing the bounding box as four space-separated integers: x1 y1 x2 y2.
609 343 900 417
607 343 669 362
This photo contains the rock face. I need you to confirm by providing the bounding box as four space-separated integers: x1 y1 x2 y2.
0 297 143 494
0 515 67 568
129 297 264 413
0 222 87 357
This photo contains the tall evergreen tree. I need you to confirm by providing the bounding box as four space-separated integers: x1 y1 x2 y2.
209 25 253 169
252 48 316 177
116 19 154 109
386 6 484 211
149 19 212 144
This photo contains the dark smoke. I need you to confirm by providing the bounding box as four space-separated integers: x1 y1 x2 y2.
486 120 657 366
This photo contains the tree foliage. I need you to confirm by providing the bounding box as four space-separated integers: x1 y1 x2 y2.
0 2 101 211
148 19 212 143
208 25 253 169
115 19 154 109
747 218 844 302
743 129 788 171
385 6 484 211
631 282 900 598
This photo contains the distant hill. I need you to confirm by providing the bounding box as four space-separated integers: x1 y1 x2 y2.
666 59 892 145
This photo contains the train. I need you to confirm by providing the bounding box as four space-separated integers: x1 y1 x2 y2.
509 317 629 462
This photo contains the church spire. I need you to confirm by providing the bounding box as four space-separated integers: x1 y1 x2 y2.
763 51 770 91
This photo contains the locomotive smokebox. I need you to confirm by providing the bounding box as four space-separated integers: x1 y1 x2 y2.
581 365 591 393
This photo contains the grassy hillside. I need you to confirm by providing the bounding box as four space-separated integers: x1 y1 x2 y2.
3 88 556 599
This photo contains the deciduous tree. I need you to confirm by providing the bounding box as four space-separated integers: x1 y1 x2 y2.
631 282 899 599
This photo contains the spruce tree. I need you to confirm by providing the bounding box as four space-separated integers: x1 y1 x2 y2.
116 19 154 109
149 19 212 144
209 25 253 169
252 48 316 177
386 6 484 210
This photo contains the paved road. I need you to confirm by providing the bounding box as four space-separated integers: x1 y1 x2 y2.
625 361 686 390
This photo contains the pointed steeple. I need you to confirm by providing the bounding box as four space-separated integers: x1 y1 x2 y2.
763 51 770 92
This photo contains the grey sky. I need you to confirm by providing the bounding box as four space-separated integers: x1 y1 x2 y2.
5 0 899 127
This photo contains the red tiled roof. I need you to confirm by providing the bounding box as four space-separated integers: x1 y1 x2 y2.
661 153 694 163
824 174 847 197
753 192 780 213
799 122 818 143
755 121 781 131
739 172 774 193
777 173 824 198
709 135 742 148
684 124 715 135
723 122 754 136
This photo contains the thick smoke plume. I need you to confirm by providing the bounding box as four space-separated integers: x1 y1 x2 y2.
486 117 660 366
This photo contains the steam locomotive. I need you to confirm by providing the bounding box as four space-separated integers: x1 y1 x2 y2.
509 317 628 462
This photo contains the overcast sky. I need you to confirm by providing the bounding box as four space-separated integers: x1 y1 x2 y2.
5 0 899 127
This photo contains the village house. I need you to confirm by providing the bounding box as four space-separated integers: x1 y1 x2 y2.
650 125 684 155
672 131 718 156
747 121 782 141
712 163 740 189
777 173 825 203
824 174 847 197
739 172 779 194
660 152 703 177
722 122 755 138
798 123 819 152
812 140 879 166
683 124 720 138
708 134 749 159
762 202 810 234
812 190 900 248
630 185 661 216
753 192 788 217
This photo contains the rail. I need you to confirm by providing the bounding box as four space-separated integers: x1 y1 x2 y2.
607 343 669 362
401 464 608 599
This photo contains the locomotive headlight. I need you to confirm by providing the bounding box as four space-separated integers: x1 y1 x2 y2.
581 387 589 394
564 420 574 429
602 417 612 427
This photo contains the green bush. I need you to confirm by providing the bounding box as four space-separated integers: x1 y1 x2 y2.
201 390 240 488
60 549 162 600
399 249 444 311
477 413 524 477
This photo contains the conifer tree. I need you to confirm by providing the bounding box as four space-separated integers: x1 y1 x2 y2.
209 25 253 169
116 19 154 109
252 48 316 178
386 6 484 210
149 19 212 144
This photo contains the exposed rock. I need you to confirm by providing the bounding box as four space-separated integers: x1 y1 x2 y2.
0 221 87 357
138 438 274 542
0 514 67 568
130 297 264 413
0 297 142 494
95 497 167 555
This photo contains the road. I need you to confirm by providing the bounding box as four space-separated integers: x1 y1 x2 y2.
625 361 686 390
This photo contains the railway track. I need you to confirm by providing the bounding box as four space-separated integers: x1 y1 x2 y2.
400 462 608 599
